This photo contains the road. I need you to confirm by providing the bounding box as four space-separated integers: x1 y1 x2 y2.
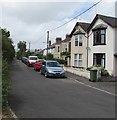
8 60 116 119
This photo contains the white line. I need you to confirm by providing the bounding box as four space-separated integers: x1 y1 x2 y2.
68 77 116 96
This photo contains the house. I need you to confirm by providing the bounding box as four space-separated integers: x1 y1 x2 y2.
54 37 62 59
48 42 56 55
61 34 71 60
53 35 71 66
70 22 90 68
88 14 117 76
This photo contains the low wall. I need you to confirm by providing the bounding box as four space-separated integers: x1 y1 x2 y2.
64 67 90 79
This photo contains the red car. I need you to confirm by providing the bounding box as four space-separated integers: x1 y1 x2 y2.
34 60 43 71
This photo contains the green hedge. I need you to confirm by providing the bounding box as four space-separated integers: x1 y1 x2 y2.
53 58 67 65
2 59 10 111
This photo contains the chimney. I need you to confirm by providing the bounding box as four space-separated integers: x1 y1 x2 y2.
56 37 62 44
49 40 51 46
66 34 70 39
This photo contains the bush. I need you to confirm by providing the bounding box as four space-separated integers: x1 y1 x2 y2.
54 58 67 65
101 68 109 76
86 66 93 71
2 59 10 111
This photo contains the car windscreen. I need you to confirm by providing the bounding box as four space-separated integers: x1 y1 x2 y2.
47 62 60 67
29 57 37 60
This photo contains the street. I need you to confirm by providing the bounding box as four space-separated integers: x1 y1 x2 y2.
8 60 115 118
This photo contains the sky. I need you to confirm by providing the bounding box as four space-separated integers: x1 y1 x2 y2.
0 0 116 51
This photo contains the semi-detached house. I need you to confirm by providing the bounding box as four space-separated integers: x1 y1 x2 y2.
70 22 90 69
88 14 117 76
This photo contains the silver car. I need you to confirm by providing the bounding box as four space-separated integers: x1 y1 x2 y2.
40 60 65 78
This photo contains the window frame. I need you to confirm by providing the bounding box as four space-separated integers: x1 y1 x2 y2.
93 53 105 68
74 54 83 67
93 29 106 46
74 34 84 47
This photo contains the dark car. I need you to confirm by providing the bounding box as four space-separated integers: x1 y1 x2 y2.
21 57 28 64
40 60 65 78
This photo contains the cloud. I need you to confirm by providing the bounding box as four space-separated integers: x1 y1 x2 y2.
1 0 116 50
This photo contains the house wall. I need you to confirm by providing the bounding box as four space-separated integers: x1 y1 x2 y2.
43 49 47 56
88 18 115 75
54 44 61 59
114 28 117 76
61 42 68 52
71 26 87 68
61 42 69 60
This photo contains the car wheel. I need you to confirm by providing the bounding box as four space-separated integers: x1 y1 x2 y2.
45 72 48 78
40 69 42 74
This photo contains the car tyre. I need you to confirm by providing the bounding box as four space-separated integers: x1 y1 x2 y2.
45 72 48 78
40 69 42 74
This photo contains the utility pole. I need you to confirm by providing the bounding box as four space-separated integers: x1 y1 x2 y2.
29 42 30 57
47 31 49 59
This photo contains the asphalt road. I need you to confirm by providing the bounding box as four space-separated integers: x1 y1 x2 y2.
8 60 116 119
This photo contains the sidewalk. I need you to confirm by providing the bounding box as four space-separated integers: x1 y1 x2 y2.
64 66 117 82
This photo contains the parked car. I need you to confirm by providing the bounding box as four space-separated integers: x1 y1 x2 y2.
21 57 28 64
40 60 65 78
27 56 38 67
34 59 43 71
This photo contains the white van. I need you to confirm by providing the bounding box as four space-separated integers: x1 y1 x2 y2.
27 56 38 67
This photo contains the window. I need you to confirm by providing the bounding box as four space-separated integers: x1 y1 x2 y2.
93 29 106 45
93 53 105 67
74 54 83 67
75 34 83 46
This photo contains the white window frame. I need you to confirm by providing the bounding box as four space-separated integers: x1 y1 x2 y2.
75 34 83 46
74 54 83 67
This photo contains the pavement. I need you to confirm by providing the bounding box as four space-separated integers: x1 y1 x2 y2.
8 60 116 119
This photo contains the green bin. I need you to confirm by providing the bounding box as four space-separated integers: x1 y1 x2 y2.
90 69 97 82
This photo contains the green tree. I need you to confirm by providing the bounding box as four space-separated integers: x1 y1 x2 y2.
47 53 54 60
2 28 15 62
1 28 15 111
17 41 27 59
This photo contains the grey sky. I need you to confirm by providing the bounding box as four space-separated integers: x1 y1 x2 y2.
1 0 116 51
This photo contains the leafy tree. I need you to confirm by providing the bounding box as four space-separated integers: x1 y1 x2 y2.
17 41 27 59
47 53 53 60
1 28 15 111
1 28 15 63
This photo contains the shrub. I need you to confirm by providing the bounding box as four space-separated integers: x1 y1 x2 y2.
54 58 67 65
101 68 109 76
2 59 10 111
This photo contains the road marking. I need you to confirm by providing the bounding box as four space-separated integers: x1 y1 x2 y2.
68 77 116 96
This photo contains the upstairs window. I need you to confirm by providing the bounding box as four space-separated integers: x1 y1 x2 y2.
75 34 83 46
93 29 106 45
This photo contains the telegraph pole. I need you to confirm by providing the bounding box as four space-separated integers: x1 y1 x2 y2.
47 31 49 59
29 42 30 57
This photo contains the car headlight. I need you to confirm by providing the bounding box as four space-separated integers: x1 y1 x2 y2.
48 69 53 73
61 69 65 73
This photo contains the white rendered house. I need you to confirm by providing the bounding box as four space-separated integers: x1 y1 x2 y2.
88 14 117 76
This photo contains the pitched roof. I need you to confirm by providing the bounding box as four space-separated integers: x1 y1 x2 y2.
62 36 71 43
48 43 56 49
70 22 90 37
88 14 117 32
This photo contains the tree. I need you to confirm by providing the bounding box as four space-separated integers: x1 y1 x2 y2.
1 28 15 62
17 41 27 58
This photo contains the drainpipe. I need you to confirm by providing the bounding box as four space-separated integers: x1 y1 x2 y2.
86 35 89 68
